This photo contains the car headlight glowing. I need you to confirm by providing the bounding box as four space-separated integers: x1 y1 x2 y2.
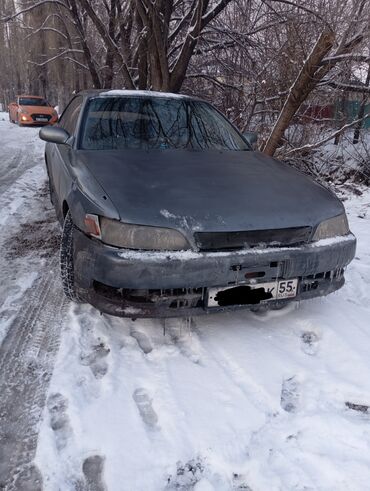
312 213 349 241
97 216 190 251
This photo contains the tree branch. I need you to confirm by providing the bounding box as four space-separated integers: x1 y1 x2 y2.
78 0 135 89
1 0 68 22
285 114 370 155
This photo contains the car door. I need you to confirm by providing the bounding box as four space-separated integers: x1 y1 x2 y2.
47 96 83 218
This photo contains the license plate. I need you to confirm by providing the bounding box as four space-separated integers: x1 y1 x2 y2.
36 117 48 122
207 279 298 307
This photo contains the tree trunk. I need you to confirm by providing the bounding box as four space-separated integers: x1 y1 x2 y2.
263 29 335 156
69 0 102 89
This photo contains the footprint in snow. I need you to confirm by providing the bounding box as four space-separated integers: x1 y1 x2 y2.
301 331 320 356
80 342 110 379
280 376 300 413
13 464 43 491
47 393 72 450
165 318 202 365
82 455 107 491
232 473 253 490
133 388 159 428
166 458 204 489
130 328 153 354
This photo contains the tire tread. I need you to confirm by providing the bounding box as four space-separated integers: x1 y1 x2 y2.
60 211 81 302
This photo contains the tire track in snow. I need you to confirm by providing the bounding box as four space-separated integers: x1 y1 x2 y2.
0 120 68 489
194 326 279 415
0 258 68 490
0 164 46 231
0 150 42 199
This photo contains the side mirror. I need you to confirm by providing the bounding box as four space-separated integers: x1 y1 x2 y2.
39 126 70 145
243 131 258 150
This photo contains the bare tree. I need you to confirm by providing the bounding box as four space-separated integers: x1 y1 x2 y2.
1 0 369 143
263 28 335 156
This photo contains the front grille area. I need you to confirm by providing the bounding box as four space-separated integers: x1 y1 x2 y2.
300 268 344 292
93 282 205 309
194 227 312 252
92 266 344 314
31 113 51 121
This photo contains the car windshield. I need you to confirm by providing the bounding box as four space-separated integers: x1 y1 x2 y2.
19 97 49 106
80 97 250 151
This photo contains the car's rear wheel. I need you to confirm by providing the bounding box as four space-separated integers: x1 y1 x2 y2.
60 211 82 302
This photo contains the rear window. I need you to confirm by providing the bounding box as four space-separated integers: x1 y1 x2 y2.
80 97 249 151
19 98 49 106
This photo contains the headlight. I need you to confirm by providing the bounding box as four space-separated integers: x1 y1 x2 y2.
99 217 190 250
312 213 349 241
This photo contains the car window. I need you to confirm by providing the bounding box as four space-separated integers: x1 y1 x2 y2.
80 97 250 151
59 96 83 135
19 97 50 106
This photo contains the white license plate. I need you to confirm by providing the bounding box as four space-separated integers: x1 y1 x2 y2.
207 279 298 307
36 117 48 122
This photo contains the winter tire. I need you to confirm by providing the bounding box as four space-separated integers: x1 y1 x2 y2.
60 210 82 302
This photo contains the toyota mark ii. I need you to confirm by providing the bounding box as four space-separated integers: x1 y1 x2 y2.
39 90 356 318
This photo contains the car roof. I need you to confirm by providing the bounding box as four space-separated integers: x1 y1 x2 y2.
17 94 44 98
77 89 202 102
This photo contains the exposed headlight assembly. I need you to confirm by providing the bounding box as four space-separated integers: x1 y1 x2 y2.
312 213 349 241
93 216 190 251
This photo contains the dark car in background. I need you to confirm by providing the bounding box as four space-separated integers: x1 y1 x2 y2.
39 90 356 318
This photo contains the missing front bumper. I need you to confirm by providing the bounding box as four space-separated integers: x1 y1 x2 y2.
78 268 345 318
73 228 355 318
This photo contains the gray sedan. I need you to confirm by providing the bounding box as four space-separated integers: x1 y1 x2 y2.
39 90 356 318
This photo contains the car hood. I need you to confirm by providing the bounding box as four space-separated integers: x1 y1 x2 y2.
75 149 344 233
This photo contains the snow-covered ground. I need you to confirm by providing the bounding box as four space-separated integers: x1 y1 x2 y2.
1 113 370 490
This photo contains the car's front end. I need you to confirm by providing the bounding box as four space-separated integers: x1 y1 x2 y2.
18 106 58 125
17 97 58 126
71 209 356 318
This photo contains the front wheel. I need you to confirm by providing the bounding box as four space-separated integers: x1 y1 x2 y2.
60 211 82 302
